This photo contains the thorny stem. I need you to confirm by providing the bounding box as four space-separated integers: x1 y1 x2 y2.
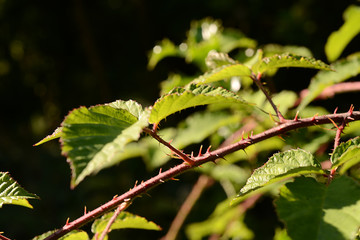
0 234 11 240
96 200 131 240
162 120 258 240
251 73 286 123
143 127 195 165
161 175 213 240
44 110 360 240
328 117 348 184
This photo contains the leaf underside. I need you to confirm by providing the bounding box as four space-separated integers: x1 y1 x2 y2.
61 100 150 187
0 172 38 209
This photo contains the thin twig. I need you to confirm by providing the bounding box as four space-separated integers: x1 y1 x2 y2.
251 73 286 123
162 120 258 240
161 175 213 240
298 82 360 105
43 111 360 240
97 200 131 240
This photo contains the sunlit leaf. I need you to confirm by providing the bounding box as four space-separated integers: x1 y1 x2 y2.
331 137 360 174
91 211 161 236
253 53 333 75
205 51 236 69
325 5 360 62
236 149 324 197
34 127 62 146
32 230 88 240
298 53 360 110
147 39 182 70
0 172 39 208
191 64 251 85
276 176 360 240
149 84 250 124
263 44 313 57
61 100 150 187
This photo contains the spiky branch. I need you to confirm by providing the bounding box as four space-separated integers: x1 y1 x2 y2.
44 109 360 240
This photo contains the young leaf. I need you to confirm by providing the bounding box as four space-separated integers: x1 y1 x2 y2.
298 53 360 110
61 100 150 187
276 176 360 240
253 53 333 75
331 137 360 174
191 64 251 85
91 211 161 235
236 149 324 197
325 5 360 62
34 127 63 146
149 84 250 124
0 172 39 209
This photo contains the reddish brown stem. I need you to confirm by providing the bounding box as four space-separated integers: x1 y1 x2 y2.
297 82 360 106
161 175 213 240
0 235 11 240
96 200 131 240
43 111 360 240
144 128 195 165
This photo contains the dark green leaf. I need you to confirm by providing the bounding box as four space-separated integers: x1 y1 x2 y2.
276 176 360 240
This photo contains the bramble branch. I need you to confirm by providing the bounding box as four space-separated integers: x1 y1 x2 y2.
44 110 360 240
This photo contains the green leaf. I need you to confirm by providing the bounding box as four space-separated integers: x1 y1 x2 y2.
331 137 360 174
34 127 62 146
205 50 236 69
32 230 89 240
276 176 360 240
0 172 39 208
174 111 242 149
253 53 333 75
91 211 161 236
191 64 251 85
325 5 360 62
298 53 360 110
236 149 324 197
61 100 150 187
147 38 182 70
186 199 253 240
149 84 250 124
263 44 313 57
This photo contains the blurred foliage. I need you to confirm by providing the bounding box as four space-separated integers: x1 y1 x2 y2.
0 0 359 239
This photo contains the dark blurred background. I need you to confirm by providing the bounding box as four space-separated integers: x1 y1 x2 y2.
0 0 358 239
